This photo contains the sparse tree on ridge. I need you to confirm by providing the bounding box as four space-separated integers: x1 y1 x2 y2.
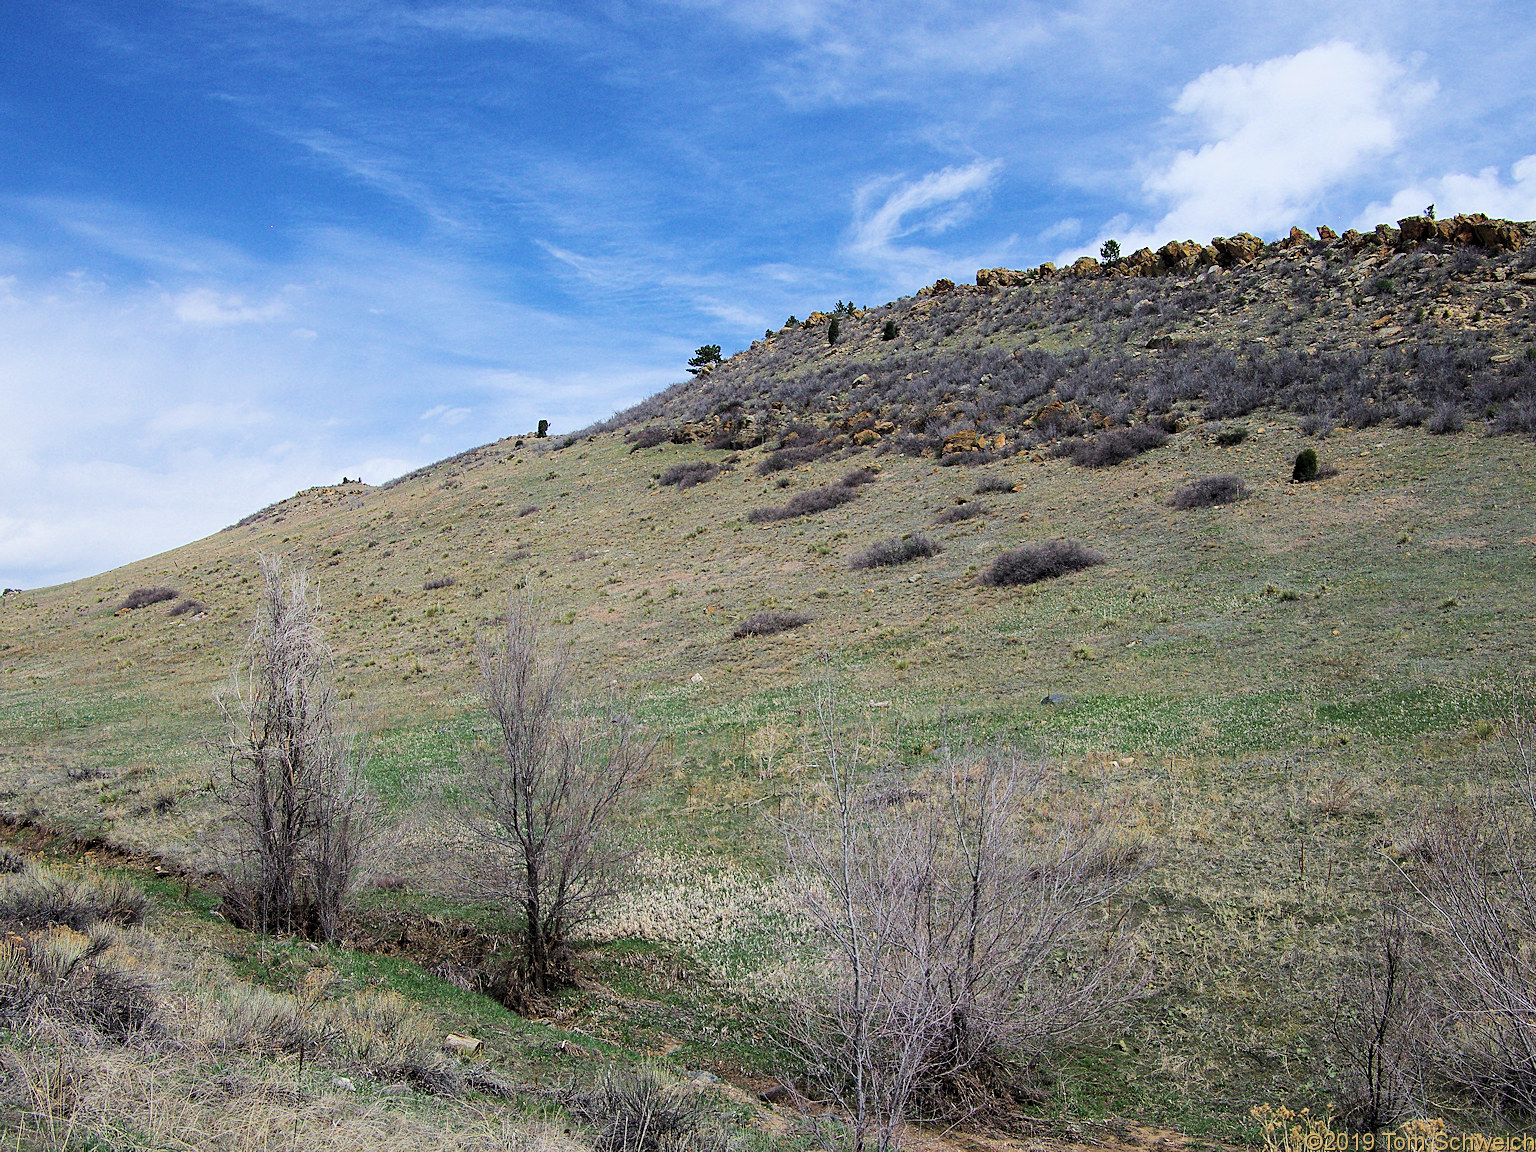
687 344 723 375
1100 239 1121 265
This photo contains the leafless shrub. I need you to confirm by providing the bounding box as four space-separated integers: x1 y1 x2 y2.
973 476 1014 494
1168 474 1249 509
0 849 23 874
457 595 654 1001
842 467 879 486
979 539 1105 587
502 547 531 564
168 598 206 616
423 576 456 591
217 556 381 944
850 534 942 570
934 503 987 524
517 504 540 517
568 1067 728 1152
1427 402 1465 434
659 461 718 489
627 425 673 451
757 444 830 475
937 450 997 468
1061 425 1168 467
780 693 1145 1150
733 611 812 638
1394 702 1536 1119
747 484 859 523
118 587 178 611
1327 910 1426 1131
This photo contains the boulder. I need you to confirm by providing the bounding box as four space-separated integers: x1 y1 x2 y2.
1339 228 1370 252
1281 226 1311 248
1374 224 1400 247
873 420 896 435
1126 246 1159 275
1036 262 1057 278
1397 216 1434 244
851 373 871 386
976 267 1029 288
1316 225 1338 241
1212 233 1264 266
853 429 881 446
931 278 955 295
942 430 983 454
1068 255 1101 277
444 1034 484 1058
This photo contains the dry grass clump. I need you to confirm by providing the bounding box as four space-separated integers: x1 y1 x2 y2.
118 586 178 611
732 611 812 638
0 923 160 1040
1168 474 1250 509
934 502 988 524
973 475 1014 494
424 576 457 591
658 461 718 489
517 504 540 517
746 483 858 523
850 533 942 570
979 539 1105 587
568 1067 728 1152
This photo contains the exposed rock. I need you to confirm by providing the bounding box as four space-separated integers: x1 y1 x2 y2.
930 278 955 295
873 420 896 435
1281 226 1311 248
853 429 881 446
943 430 982 454
1340 228 1370 252
1125 247 1159 275
976 267 1031 288
1036 262 1057 278
1041 693 1072 706
851 374 871 386
1317 225 1338 241
1068 256 1101 277
1212 233 1265 266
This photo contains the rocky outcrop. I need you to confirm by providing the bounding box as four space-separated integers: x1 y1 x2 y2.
1397 213 1524 253
1212 233 1265 266
942 430 1006 455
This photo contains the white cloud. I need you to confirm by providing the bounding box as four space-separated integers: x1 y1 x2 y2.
1066 41 1431 261
1353 154 1536 230
845 161 1003 282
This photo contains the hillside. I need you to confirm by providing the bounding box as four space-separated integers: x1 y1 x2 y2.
4 212 1536 1140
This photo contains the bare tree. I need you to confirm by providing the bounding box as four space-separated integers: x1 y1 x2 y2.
459 594 654 1001
218 555 379 942
781 688 1146 1152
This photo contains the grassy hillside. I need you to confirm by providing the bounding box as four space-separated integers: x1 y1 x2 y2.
4 215 1536 1141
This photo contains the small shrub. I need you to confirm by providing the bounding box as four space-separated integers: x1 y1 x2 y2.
882 319 898 340
1214 425 1249 446
841 466 878 487
828 318 841 345
167 598 206 616
118 587 178 611
569 1067 729 1152
979 539 1105 587
1169 474 1250 509
746 484 858 523
973 475 1014 494
1427 402 1464 434
0 924 160 1039
937 449 998 467
659 461 718 489
851 533 943 569
0 865 148 932
423 576 456 591
628 426 673 452
1292 448 1319 482
1067 425 1168 467
0 850 24 874
757 444 830 475
733 611 812 638
517 504 540 517
536 419 549 438
935 502 988 524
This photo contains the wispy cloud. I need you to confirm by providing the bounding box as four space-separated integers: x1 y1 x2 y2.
845 161 1004 282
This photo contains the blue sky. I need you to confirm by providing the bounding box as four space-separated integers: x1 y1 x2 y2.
3 1 1535 588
